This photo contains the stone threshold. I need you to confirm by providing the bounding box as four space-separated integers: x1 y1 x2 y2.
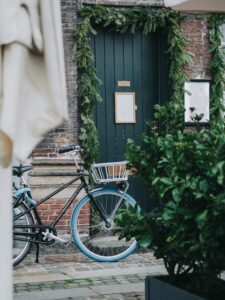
29 158 88 177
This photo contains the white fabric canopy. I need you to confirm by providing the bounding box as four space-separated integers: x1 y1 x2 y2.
164 0 225 12
0 0 68 167
0 1 67 298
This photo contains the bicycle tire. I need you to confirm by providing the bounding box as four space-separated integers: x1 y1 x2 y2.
71 189 138 262
13 201 34 266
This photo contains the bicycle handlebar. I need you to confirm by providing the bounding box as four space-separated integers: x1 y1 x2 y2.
58 145 75 154
58 145 83 154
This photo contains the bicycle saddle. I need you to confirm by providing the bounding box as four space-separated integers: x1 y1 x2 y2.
13 166 33 177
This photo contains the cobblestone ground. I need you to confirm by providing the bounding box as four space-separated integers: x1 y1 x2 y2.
13 245 166 300
14 274 146 299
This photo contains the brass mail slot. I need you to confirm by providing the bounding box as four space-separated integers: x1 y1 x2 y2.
118 81 130 87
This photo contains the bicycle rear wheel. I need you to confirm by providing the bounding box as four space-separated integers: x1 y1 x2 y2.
71 189 138 262
13 201 34 266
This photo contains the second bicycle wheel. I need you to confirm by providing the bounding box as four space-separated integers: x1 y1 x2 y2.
13 201 34 266
71 189 138 262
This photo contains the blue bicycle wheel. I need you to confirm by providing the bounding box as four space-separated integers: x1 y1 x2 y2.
71 189 138 262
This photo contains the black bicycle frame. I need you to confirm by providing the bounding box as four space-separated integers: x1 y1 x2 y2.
13 170 108 233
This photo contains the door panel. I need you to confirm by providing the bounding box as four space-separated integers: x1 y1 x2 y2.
92 29 171 211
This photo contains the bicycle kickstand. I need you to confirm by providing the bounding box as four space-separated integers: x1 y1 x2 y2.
35 243 40 263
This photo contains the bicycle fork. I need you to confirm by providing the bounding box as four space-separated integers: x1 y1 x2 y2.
86 181 129 226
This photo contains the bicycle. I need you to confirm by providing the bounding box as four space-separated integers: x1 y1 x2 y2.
13 145 139 267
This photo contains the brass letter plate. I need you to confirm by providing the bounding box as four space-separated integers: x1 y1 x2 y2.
118 81 130 87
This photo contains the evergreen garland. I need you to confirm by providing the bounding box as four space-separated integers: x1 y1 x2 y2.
208 14 225 121
73 5 191 167
73 16 102 167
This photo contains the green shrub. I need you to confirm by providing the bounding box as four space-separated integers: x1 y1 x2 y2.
115 105 225 284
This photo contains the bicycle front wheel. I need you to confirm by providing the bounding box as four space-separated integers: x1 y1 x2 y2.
13 201 34 266
71 189 138 262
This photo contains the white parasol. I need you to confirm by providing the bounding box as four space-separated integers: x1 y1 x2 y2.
0 1 67 298
164 0 225 12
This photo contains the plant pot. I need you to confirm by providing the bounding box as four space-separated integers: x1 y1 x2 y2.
145 276 225 300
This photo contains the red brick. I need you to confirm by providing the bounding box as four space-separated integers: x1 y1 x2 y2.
37 204 49 210
40 216 48 220
77 214 90 219
55 200 67 204
43 211 53 215
49 216 57 220
45 199 54 204
60 215 71 220
56 221 66 225
78 220 89 225
50 204 65 209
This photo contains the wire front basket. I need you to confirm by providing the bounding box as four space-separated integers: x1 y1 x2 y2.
91 161 129 184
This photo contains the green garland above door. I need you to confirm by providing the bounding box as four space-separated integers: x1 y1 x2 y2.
73 5 192 167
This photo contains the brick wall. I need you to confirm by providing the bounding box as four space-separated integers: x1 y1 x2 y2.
181 13 211 80
32 0 79 159
35 199 80 233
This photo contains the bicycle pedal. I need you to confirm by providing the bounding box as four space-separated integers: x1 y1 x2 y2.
42 231 68 244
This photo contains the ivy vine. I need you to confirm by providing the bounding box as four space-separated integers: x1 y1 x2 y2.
73 5 192 167
208 14 225 122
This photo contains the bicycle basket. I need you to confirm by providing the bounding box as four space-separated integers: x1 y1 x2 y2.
91 161 129 184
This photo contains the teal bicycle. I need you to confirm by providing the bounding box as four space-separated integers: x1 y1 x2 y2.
13 145 139 266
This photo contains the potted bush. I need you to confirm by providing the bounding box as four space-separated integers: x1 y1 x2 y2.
115 103 225 300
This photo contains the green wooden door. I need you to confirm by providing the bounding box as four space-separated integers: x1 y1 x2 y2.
91 29 171 212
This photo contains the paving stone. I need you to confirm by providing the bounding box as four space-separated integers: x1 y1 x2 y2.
128 278 141 283
92 266 104 270
76 267 90 271
90 281 106 286
100 295 123 300
16 287 29 292
44 255 78 262
92 282 144 295
54 282 67 287
64 283 79 289
40 286 55 291
43 282 55 286
14 287 98 300
78 283 92 287
105 297 124 300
